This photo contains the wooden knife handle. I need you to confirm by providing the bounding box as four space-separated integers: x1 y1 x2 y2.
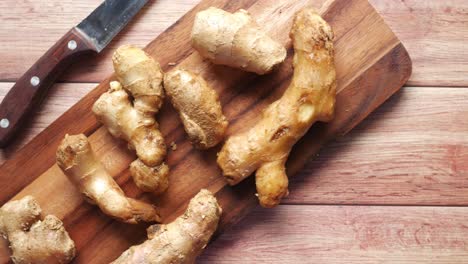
0 28 96 147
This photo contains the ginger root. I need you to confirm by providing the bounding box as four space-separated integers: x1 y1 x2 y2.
56 134 160 224
112 189 222 264
217 8 336 208
93 45 169 193
0 196 75 264
191 7 287 75
164 69 228 149
129 159 169 195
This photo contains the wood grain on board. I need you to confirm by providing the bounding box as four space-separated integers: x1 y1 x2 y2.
200 205 468 263
0 0 413 263
0 0 465 86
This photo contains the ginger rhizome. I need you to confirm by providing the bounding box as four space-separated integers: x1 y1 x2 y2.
112 189 222 264
217 8 337 208
93 45 169 194
164 69 228 149
0 196 75 264
56 134 160 224
191 7 287 75
129 159 169 195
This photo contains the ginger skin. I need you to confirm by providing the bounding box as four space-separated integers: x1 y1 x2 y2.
112 189 222 264
0 196 75 264
129 159 169 194
191 7 287 75
217 9 337 208
56 134 160 224
164 69 228 149
93 45 169 194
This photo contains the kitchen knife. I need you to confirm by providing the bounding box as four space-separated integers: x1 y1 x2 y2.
0 0 148 147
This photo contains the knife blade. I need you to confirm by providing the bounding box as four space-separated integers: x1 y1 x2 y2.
77 0 148 52
0 0 149 147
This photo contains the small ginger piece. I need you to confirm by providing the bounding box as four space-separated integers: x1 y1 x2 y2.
56 134 160 224
217 8 336 208
0 196 75 264
191 7 287 75
170 141 177 151
164 69 228 149
112 189 222 264
129 160 169 195
93 45 169 194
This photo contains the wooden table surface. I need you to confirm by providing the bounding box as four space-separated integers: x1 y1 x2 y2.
0 0 467 263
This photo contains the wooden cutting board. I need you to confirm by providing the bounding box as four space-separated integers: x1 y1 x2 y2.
0 0 411 262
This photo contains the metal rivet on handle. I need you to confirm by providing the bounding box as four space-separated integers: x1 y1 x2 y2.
0 118 9 128
30 76 40 86
68 40 77 50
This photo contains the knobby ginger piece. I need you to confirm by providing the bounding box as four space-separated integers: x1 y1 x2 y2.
129 159 169 195
56 134 160 223
191 7 287 75
112 189 222 264
164 69 228 149
217 8 337 208
93 45 169 194
0 196 75 264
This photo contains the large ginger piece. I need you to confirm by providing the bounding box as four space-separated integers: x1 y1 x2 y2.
112 189 222 264
93 45 169 193
191 7 287 75
56 134 160 224
0 196 75 264
217 8 336 208
164 69 228 149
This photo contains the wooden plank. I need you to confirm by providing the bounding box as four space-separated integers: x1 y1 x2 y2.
286 87 468 205
200 205 468 263
0 0 412 262
0 0 466 86
369 0 468 87
0 83 464 255
2 85 466 205
2 83 466 205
